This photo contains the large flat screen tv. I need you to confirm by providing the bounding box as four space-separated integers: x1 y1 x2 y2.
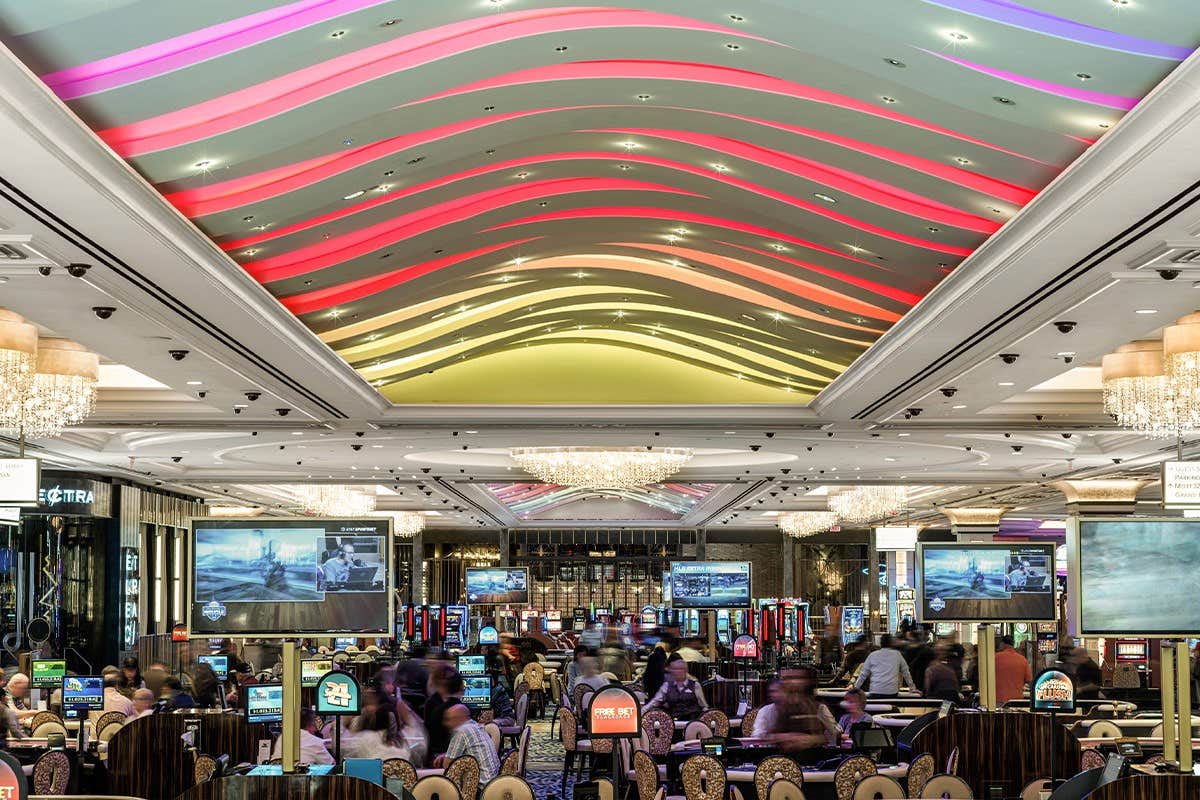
1074 517 1200 636
917 542 1056 622
465 567 529 605
668 561 752 609
188 518 393 637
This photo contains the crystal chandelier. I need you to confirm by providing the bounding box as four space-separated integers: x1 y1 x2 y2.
0 311 99 438
1100 340 1186 436
391 511 425 538
293 485 376 516
829 485 907 523
509 446 693 489
779 511 839 539
0 309 37 424
1162 312 1200 429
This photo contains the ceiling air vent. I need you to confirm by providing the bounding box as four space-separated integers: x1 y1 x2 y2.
1168 248 1200 264
0 244 26 260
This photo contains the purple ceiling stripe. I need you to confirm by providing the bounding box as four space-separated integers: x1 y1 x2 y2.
921 0 1193 60
922 49 1139 109
42 0 390 99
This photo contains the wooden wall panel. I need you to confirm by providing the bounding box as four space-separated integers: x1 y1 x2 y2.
178 775 401 800
1086 774 1200 800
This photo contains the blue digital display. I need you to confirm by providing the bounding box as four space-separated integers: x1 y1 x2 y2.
62 676 104 716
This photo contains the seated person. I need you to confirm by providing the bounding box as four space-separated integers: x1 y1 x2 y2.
341 689 425 764
4 674 37 723
489 679 516 727
435 704 500 784
272 708 334 765
837 688 873 741
424 669 464 764
102 672 135 717
752 668 838 753
131 688 155 719
574 657 611 694
157 677 196 710
643 658 708 721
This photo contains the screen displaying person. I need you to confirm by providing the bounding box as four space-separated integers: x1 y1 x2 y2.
322 544 355 586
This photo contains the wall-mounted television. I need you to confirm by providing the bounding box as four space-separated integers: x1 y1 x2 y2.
668 561 751 609
1073 517 1200 636
917 542 1056 622
188 518 393 637
465 567 530 605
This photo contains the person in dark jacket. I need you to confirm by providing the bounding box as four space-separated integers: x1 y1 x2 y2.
923 644 962 703
642 635 677 701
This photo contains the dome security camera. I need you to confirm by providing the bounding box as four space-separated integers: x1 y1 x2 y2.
244 391 261 401
275 408 291 417
355 431 365 438
764 432 775 438
421 467 431 473
92 306 116 320
1158 269 1181 281
37 266 52 276
350 444 363 452
65 263 91 278
197 391 207 399
1011 445 1023 453
999 353 1019 364
168 349 189 361
749 444 762 451
1053 321 1076 334
907 407 923 416
171 456 182 463
940 387 957 398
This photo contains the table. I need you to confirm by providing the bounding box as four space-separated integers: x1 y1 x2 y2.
874 713 919 730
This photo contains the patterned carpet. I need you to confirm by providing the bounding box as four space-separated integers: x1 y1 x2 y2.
525 705 610 800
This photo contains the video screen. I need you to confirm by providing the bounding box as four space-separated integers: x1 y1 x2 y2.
463 676 492 709
198 655 229 681
301 659 333 688
1077 518 1200 635
669 561 752 608
333 637 357 651
465 567 529 605
918 543 1056 622
188 518 392 637
458 655 486 676
31 659 65 689
63 676 104 715
246 684 284 724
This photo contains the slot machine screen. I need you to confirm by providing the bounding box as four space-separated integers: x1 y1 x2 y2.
333 637 357 651
457 655 487 677
197 655 229 681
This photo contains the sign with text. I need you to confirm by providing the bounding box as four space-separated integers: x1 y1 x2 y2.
444 605 468 651
1162 461 1200 507
587 685 641 738
316 670 361 716
1032 668 1076 713
840 605 865 646
0 749 29 800
732 634 760 660
0 459 38 505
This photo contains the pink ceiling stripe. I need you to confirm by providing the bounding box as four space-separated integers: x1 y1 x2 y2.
921 50 1139 110
244 178 701 282
41 0 390 99
95 9 777 156
219 150 974 256
715 241 925 304
279 238 539 314
401 60 1047 165
485 207 940 268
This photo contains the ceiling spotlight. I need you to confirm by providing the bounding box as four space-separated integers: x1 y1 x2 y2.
725 43 742 50
712 163 729 173
330 30 345 38
728 14 745 22
343 190 365 200
1098 122 1111 129
993 96 1015 105
193 160 212 169
620 141 639 150
1075 72 1092 81
380 18 401 26
955 157 971 165
813 193 837 204
241 248 260 256
769 243 786 252
636 94 652 101
515 171 530 179
554 45 568 52
884 57 906 68
617 164 631 171
242 215 255 222
1111 0 1129 4
947 31 969 41
927 226 940 233
881 96 897 104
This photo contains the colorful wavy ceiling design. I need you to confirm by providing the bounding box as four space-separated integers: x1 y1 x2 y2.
3 1 1195 404
486 482 718 520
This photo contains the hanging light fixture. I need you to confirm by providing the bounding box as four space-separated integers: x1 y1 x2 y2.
0 309 38 430
391 511 425 538
293 485 377 516
21 339 100 438
509 446 693 489
1100 340 1184 436
779 511 839 538
829 485 907 523
1162 311 1200 427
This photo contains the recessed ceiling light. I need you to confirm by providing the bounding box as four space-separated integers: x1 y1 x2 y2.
927 226 940 233
952 404 967 409
636 94 652 101
884 457 897 462
998 381 1015 387
1057 351 1076 357
769 243 787 251
241 248 260 256
1098 122 1111 129
673 227 689 235
485 149 496 156
955 157 971 165
1111 0 1129 4
728 14 744 22
242 215 255 222
620 141 639 150
380 18 401 27
1075 72 1092 81
884 58 906 68
343 190 365 200
813 193 837 204
947 31 969 41
712 163 729 173
1135 308 1157 314
990 207 1003 214
554 45 568 52
186 380 203 386
725 43 741 50
342 137 354 146
515 172 529 179
193 160 212 169
993 96 1015 105
897 433 910 437
617 164 631 171
483 105 495 111
383 170 394 177
845 244 866 253
881 96 897 104
538 201 549 207
292 431 304 435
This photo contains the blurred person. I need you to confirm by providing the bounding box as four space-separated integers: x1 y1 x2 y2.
4 674 36 721
435 704 499 783
1067 647 1103 700
819 623 843 672
597 633 632 683
489 678 515 727
994 636 1032 704
145 662 170 697
905 627 936 692
342 688 424 763
831 637 871 685
565 644 590 695
273 708 333 765
131 688 155 719
103 673 134 717
191 661 221 708
854 636 919 697
423 668 463 764
760 667 838 756
644 658 707 720
676 637 708 663
157 677 196 710
575 657 611 694
837 688 873 736
924 643 963 704
0 692 24 742
119 657 146 695
642 635 677 701
751 678 785 737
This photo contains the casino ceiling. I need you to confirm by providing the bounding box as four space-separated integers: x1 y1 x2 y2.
2 0 1196 405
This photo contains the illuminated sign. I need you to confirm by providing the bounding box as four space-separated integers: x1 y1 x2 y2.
732 634 759 659
444 605 468 651
316 671 361 716
0 750 29 800
841 606 865 645
875 526 918 551
1162 460 1200 507
587 685 641 738
1032 669 1076 713
478 625 499 645
301 659 333 688
0 459 38 506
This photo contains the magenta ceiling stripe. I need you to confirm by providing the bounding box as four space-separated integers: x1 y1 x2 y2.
41 0 390 99
920 50 1139 110
585 127 1001 233
220 150 975 256
279 238 538 315
243 177 700 282
96 9 777 156
483 206 891 271
402 59 1048 164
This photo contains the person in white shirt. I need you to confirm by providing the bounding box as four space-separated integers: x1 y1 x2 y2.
272 709 334 765
854 636 919 697
575 657 611 694
131 689 155 720
103 674 135 716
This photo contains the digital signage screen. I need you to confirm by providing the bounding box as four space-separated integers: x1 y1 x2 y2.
30 659 65 689
457 655 487 676
917 542 1056 622
301 659 333 688
465 567 529 605
1075 518 1200 635
668 562 751 609
197 655 229 681
188 518 393 637
62 676 104 717
245 683 284 724
463 676 492 710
